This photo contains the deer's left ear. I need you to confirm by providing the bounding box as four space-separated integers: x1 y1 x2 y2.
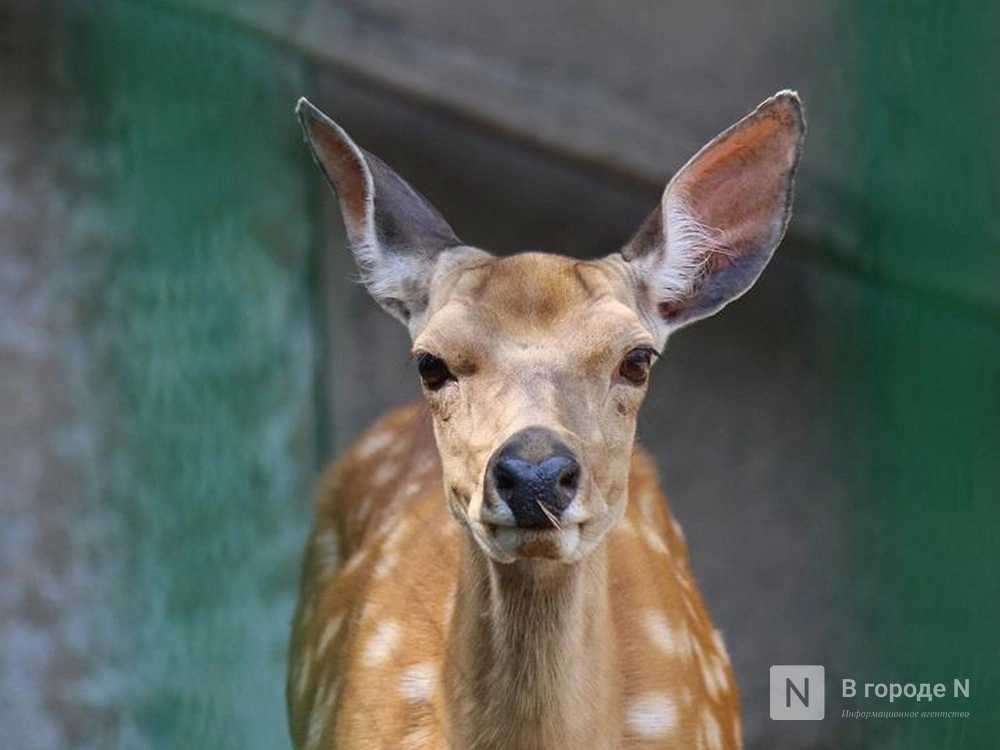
620 90 805 337
296 98 483 334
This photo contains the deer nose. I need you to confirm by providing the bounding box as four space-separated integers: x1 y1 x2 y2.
488 428 581 529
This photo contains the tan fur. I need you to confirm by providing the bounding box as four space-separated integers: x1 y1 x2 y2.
287 255 740 749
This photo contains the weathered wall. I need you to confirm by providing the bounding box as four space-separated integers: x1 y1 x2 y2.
1 4 126 746
1 2 320 748
167 0 998 315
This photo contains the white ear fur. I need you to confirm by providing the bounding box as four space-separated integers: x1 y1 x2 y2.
653 196 727 302
620 90 805 338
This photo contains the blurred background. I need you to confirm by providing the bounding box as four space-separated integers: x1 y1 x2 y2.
1 0 996 748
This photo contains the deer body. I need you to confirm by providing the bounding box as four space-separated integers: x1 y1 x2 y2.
288 93 804 750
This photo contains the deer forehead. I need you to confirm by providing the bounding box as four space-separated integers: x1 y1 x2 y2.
417 252 653 365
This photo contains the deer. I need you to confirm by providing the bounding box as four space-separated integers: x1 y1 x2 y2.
287 90 804 750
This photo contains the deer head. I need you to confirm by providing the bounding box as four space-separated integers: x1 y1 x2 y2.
296 92 804 567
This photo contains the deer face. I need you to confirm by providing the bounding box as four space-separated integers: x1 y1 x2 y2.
297 91 804 564
411 251 658 562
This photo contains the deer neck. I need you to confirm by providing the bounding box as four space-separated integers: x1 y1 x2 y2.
444 536 618 750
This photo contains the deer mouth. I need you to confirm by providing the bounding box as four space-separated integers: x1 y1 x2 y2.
493 522 582 560
470 518 587 563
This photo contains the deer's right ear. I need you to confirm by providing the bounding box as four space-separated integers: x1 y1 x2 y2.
619 91 805 341
297 98 478 331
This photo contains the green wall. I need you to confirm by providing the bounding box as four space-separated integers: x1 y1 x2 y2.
846 1 999 746
77 2 320 746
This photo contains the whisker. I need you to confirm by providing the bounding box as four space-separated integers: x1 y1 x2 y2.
537 502 563 532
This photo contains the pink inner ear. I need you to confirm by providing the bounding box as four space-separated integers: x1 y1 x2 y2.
671 102 801 268
306 120 370 242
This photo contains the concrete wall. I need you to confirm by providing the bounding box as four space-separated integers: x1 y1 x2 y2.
1 3 319 748
176 0 998 313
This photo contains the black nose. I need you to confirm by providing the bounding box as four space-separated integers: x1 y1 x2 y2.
488 428 581 529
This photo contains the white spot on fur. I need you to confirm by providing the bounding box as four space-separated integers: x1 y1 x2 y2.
626 694 678 737
356 429 394 458
711 628 731 663
313 526 340 572
691 633 705 664
616 516 637 536
683 590 700 619
702 659 720 698
373 461 398 487
442 588 456 624
363 620 401 665
374 550 397 579
355 495 372 522
414 455 437 477
644 611 677 655
361 599 379 623
304 713 324 750
699 707 724 749
676 568 694 590
641 524 670 555
677 627 696 661
670 515 686 543
401 725 435 749
386 435 408 458
374 519 411 578
385 518 411 548
399 662 438 703
317 613 344 655
342 548 367 576
295 647 313 699
690 628 730 700
704 654 730 699
306 677 338 750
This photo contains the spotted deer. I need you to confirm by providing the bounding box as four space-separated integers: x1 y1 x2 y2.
288 91 804 749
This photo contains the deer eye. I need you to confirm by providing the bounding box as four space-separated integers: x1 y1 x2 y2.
619 347 657 385
415 352 455 391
